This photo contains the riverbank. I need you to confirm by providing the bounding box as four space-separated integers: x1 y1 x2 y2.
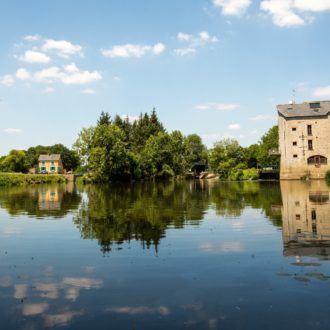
0 173 66 186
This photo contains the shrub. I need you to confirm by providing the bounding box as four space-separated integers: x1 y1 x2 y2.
0 173 66 186
325 170 330 183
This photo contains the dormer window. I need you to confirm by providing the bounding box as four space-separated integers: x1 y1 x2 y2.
310 102 320 109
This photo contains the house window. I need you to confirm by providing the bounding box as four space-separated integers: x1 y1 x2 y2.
42 161 45 165
51 161 55 165
307 155 327 166
295 201 300 206
296 214 301 220
296 229 301 234
311 210 316 220
310 102 320 109
308 140 313 150
293 154 298 158
292 127 297 131
307 125 312 135
293 141 297 146
50 167 56 171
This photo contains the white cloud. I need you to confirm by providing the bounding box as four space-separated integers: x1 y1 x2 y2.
107 306 170 316
101 42 165 58
113 76 121 81
213 0 252 16
19 50 51 64
34 66 62 82
61 63 102 85
174 30 218 56
249 114 274 121
81 88 96 94
177 32 192 41
228 123 241 130
16 68 31 81
173 47 197 56
22 303 49 316
194 103 240 111
42 39 83 58
24 34 41 42
313 85 330 97
1 75 15 86
120 114 139 123
260 0 305 27
4 128 22 134
294 0 330 12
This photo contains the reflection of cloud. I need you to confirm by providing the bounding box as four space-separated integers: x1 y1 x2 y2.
14 284 28 299
44 310 83 327
107 306 170 316
0 276 12 287
61 277 103 289
200 241 244 253
22 303 49 316
36 283 59 299
65 287 80 301
208 318 218 329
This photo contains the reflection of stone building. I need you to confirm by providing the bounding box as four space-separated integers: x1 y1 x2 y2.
281 180 330 256
278 101 330 179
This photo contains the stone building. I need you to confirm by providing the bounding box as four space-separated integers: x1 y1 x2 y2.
278 100 330 179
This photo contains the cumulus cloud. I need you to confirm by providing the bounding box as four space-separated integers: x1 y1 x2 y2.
16 68 31 81
194 103 240 111
313 85 330 97
0 75 15 86
24 34 41 42
213 0 252 16
42 39 83 58
101 42 165 58
174 31 218 56
260 0 305 27
19 50 51 64
260 0 330 27
228 123 241 130
13 63 102 85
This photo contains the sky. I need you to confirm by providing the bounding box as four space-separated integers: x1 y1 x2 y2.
1 0 330 155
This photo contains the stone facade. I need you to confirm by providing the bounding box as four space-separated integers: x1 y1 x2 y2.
278 101 330 179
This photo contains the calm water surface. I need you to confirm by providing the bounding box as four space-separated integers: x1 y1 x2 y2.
0 180 330 329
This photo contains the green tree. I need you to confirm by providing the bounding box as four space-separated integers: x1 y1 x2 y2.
257 125 279 168
97 111 111 125
0 150 27 172
183 134 208 167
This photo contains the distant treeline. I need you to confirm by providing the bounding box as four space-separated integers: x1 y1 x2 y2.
0 109 279 181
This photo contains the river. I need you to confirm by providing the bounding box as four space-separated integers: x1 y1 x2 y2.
0 180 329 329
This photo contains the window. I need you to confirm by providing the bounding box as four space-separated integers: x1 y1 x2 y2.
51 161 55 165
293 141 297 146
50 167 56 171
308 140 313 150
296 229 301 234
292 127 296 131
311 210 316 220
42 161 45 165
307 125 312 135
312 223 317 234
296 214 301 220
307 155 327 166
293 154 298 158
295 201 300 206
310 102 320 109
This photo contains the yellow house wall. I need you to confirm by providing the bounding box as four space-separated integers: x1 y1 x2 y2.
279 114 330 179
38 160 63 173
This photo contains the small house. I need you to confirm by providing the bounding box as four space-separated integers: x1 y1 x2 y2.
38 154 64 174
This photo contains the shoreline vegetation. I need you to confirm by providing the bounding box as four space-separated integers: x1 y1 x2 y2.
0 173 66 186
0 110 279 185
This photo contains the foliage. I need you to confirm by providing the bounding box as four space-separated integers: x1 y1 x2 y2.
0 150 27 173
325 170 330 183
0 173 66 186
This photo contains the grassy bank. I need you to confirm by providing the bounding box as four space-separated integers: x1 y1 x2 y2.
0 173 66 186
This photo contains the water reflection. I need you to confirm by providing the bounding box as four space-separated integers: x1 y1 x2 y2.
281 180 330 257
74 181 282 253
0 183 81 218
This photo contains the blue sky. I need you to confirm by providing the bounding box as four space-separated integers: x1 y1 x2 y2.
1 0 330 155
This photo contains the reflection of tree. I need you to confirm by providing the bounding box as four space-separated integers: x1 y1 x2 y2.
74 180 282 253
0 184 81 218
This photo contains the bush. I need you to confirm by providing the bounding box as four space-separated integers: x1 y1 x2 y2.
242 168 260 180
325 170 330 183
0 173 66 186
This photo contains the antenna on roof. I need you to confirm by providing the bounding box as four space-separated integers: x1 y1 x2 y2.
292 89 296 104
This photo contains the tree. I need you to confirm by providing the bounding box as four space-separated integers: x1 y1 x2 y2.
73 127 95 168
0 150 27 172
97 111 111 126
257 125 279 168
183 134 208 167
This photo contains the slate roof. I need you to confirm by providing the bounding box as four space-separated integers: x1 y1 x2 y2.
277 101 330 118
38 154 61 161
